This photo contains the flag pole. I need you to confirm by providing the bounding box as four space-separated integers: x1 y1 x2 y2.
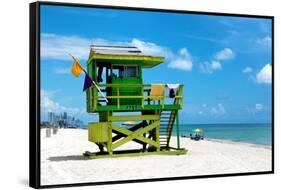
83 71 108 103
70 54 108 103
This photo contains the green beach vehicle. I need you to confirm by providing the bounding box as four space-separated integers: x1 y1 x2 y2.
81 45 187 158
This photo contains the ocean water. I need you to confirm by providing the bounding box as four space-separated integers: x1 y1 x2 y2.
173 123 272 146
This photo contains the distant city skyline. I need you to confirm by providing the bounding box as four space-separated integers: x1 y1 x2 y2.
42 111 85 128
40 5 272 124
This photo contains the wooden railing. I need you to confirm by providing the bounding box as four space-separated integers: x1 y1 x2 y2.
88 84 184 111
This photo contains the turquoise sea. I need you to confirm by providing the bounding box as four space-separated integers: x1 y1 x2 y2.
174 123 272 146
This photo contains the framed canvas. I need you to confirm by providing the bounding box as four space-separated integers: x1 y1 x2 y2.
29 1 274 188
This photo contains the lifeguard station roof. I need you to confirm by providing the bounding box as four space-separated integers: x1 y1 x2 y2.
87 45 164 68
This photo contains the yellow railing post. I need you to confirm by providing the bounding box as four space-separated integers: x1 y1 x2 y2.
162 96 165 109
117 87 120 109
93 87 97 111
141 86 144 108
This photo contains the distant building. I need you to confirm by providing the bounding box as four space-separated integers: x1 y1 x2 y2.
48 112 55 125
45 111 84 128
63 112 67 120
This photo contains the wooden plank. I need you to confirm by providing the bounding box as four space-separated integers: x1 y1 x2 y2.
93 88 97 111
112 121 160 150
83 148 188 159
117 88 120 109
111 124 158 147
155 123 160 151
112 121 146 143
107 123 112 155
109 114 159 121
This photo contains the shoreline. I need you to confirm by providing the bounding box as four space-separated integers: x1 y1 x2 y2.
204 138 272 149
49 127 272 147
179 136 272 149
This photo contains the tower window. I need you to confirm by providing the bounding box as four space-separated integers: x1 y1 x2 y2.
112 65 138 78
126 66 138 77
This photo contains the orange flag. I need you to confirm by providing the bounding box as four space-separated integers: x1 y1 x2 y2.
71 57 83 77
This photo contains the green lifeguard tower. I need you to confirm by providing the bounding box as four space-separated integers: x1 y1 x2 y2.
83 45 187 158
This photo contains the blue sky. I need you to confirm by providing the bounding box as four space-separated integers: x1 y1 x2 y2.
40 5 272 124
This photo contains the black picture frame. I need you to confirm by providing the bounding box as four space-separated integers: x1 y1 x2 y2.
29 1 274 189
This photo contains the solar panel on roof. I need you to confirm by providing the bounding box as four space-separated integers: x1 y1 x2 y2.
91 44 143 56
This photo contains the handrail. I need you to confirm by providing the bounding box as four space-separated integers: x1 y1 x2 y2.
90 83 184 111
97 84 184 88
96 95 183 99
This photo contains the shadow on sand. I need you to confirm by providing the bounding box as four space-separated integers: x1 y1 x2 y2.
48 155 89 162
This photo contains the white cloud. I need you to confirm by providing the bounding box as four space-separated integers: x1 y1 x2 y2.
131 38 173 59
256 64 272 84
54 67 71 74
200 61 221 74
211 61 222 70
242 67 253 73
199 48 234 74
168 48 193 71
202 104 207 108
41 33 175 61
210 104 226 115
41 33 91 60
247 103 264 114
214 48 234 61
255 103 263 110
42 33 196 72
256 36 272 47
41 90 85 115
197 111 203 115
41 33 192 72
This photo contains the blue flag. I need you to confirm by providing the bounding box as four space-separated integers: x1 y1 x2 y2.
83 74 92 91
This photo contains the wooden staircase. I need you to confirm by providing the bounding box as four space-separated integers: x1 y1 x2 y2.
159 110 177 149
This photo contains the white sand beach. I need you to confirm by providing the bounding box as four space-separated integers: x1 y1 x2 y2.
41 128 272 185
